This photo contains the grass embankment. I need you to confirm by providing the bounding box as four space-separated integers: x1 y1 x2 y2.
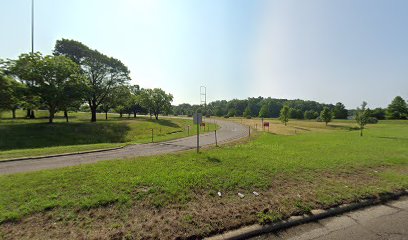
0 120 407 239
0 111 216 160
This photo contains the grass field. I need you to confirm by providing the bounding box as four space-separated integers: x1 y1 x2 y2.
0 110 217 160
0 119 407 239
229 117 359 135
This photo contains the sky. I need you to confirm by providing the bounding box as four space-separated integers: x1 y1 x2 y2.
1 0 407 108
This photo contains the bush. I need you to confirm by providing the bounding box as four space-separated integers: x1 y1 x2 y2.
224 115 229 118
367 117 378 124
245 116 252 119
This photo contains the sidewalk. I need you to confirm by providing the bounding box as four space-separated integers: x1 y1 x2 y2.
253 196 408 240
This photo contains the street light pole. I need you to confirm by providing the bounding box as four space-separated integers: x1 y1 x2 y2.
31 0 34 54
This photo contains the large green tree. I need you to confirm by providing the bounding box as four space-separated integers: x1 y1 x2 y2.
258 104 269 118
333 102 348 119
6 53 42 118
140 88 173 120
243 105 251 119
125 85 144 118
387 96 407 119
54 39 130 122
11 53 84 123
0 68 25 118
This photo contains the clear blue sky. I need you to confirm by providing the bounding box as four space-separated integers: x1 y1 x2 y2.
1 0 407 108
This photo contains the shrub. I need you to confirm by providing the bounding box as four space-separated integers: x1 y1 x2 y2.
367 117 378 124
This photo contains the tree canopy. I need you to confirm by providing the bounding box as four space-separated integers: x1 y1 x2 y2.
320 107 332 126
387 96 407 119
140 88 173 120
54 39 131 122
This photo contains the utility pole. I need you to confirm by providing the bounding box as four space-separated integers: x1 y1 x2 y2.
31 0 34 54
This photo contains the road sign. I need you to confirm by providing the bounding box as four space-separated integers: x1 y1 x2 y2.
193 113 202 124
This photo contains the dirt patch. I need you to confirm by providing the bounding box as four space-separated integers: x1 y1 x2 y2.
0 166 406 240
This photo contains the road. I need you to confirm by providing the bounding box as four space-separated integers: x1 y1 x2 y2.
252 196 408 240
0 119 248 175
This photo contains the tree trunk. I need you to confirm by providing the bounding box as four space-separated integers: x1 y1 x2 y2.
12 109 16 119
133 111 137 118
30 110 35 119
65 111 69 122
91 108 97 122
360 128 363 137
105 111 108 120
49 108 55 123
26 109 30 118
155 114 159 120
120 112 123 118
326 122 328 126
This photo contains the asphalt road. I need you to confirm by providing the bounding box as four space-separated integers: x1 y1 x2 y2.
0 119 248 175
252 196 408 240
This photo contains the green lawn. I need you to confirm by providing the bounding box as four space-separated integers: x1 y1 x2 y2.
0 120 407 238
0 110 217 160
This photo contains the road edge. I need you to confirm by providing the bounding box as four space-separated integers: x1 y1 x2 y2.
0 145 128 163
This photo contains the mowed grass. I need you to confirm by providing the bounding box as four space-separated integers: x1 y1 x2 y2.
0 120 407 231
229 117 359 135
0 110 217 160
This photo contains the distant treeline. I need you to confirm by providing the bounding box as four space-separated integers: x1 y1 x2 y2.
173 96 408 120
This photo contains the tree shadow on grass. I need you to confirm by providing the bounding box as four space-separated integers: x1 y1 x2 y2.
327 124 359 131
147 119 181 128
207 156 221 163
0 122 131 151
377 136 408 141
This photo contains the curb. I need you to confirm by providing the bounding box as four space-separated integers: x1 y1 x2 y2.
0 145 127 163
205 190 408 240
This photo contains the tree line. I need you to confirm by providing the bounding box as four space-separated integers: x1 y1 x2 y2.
0 39 173 123
173 96 407 121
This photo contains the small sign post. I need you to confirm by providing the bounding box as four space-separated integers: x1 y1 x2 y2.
193 113 202 153
264 122 270 132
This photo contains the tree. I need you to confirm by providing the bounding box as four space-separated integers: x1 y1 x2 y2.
370 108 386 120
304 110 318 120
54 39 130 122
355 101 370 136
140 88 173 120
289 108 303 119
11 53 84 123
333 102 348 119
279 105 290 126
126 85 143 118
258 104 269 118
6 53 42 118
0 67 25 118
320 107 332 126
243 105 251 119
387 96 407 119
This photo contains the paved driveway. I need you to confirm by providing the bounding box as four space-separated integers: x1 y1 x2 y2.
0 119 248 175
